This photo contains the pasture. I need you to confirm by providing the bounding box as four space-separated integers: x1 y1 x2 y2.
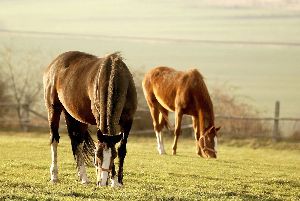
0 131 299 200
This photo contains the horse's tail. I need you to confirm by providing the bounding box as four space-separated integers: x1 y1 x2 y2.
159 110 174 131
64 110 96 166
98 52 128 135
77 129 95 166
67 130 95 167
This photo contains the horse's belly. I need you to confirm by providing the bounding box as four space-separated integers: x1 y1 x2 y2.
155 96 174 112
58 94 96 125
68 108 96 125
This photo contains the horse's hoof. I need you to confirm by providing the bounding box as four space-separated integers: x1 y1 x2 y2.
158 150 166 155
50 179 58 184
81 180 89 185
97 181 108 187
111 182 123 188
157 148 166 155
97 182 103 187
172 151 176 155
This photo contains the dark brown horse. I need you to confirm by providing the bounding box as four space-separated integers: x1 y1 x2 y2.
142 66 220 158
43 51 137 187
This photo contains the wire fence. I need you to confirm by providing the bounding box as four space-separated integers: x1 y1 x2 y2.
0 101 299 140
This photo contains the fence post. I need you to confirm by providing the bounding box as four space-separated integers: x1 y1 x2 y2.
272 101 280 141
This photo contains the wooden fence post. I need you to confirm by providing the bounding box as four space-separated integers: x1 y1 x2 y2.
273 101 280 141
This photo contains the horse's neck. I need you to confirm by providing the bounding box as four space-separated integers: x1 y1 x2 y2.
205 112 214 128
200 108 215 132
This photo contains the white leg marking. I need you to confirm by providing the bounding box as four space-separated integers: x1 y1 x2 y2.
159 132 166 154
155 131 166 155
214 136 218 152
50 141 58 182
100 148 112 186
77 143 89 184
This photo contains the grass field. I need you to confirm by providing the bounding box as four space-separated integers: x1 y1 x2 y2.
0 131 299 200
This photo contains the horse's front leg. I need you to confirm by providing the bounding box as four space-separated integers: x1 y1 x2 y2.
172 110 183 155
192 116 202 156
117 133 128 185
110 163 121 187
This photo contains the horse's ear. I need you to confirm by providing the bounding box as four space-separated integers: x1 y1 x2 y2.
216 127 221 132
207 126 214 133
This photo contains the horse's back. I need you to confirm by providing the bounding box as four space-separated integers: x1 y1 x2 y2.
143 66 209 114
43 51 100 124
43 51 99 84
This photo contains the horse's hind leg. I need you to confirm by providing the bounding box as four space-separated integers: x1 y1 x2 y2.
46 103 62 183
156 106 169 155
64 111 90 184
149 104 168 155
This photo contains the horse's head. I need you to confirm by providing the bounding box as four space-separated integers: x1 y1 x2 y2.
199 126 221 159
94 132 123 186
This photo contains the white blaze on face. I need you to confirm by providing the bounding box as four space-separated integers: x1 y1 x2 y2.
214 136 218 152
100 147 112 186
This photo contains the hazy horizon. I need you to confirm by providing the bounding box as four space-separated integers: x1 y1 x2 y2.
0 0 299 118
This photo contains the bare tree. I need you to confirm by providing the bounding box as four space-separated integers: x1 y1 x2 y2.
0 73 9 102
0 45 43 128
210 82 269 137
0 70 11 117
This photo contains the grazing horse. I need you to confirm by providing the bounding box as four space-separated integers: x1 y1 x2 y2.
142 66 220 158
43 51 137 186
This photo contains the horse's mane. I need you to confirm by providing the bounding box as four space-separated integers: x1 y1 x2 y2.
188 69 215 125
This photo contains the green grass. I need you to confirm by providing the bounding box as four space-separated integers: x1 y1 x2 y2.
0 131 299 200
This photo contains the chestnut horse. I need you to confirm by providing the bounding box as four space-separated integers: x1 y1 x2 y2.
142 66 220 158
43 51 137 187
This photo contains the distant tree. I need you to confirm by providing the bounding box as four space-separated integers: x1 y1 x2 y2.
0 73 9 102
0 45 43 125
0 70 11 117
210 82 268 137
210 82 259 117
